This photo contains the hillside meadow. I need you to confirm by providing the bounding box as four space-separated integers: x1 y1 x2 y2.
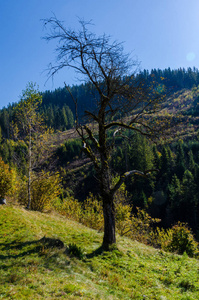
0 205 199 299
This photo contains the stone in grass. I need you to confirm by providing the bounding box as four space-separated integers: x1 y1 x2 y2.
0 198 6 205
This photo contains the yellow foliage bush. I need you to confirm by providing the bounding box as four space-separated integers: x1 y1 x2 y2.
54 193 104 230
81 193 103 230
115 201 132 236
113 178 160 244
154 222 199 257
151 227 173 250
18 171 61 211
55 182 160 243
0 157 18 199
31 171 61 211
116 205 161 245
52 175 198 257
54 196 82 222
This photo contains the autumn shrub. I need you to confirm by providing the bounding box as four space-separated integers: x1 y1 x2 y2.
54 196 82 222
31 171 61 211
115 201 132 236
115 201 161 244
128 208 161 244
165 222 198 257
18 171 61 211
116 207 198 257
54 193 103 230
81 193 103 230
150 226 173 249
114 179 160 244
116 202 199 257
153 222 199 257
0 157 18 199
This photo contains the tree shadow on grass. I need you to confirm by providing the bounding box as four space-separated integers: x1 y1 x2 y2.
0 239 112 262
85 244 121 260
0 237 64 260
86 246 104 259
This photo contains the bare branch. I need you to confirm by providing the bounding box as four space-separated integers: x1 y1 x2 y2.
111 169 159 196
83 125 100 150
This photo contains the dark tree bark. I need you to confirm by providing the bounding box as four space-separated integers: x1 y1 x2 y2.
102 197 116 250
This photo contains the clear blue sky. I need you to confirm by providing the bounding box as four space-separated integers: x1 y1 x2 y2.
1 0 199 109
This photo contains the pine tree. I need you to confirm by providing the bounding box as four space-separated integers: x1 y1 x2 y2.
65 105 74 129
188 150 196 174
0 126 2 144
181 170 198 229
168 174 182 221
175 141 186 180
61 106 68 131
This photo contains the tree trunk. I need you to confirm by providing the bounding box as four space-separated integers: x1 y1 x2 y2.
100 155 117 250
27 127 31 210
27 164 31 209
102 193 116 250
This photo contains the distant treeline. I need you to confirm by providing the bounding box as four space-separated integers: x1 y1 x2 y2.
0 102 75 140
139 67 199 90
1 67 199 139
42 67 199 116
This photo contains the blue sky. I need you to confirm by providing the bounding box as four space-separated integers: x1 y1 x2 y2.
1 0 199 109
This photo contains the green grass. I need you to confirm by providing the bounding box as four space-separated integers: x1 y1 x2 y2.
1 206 199 299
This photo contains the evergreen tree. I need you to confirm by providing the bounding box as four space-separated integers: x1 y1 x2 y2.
168 174 182 221
175 141 186 180
0 126 2 144
188 150 196 174
61 106 68 131
153 146 161 170
128 133 154 171
65 105 74 129
181 170 198 229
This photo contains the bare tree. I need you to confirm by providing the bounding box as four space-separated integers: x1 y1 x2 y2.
44 17 165 250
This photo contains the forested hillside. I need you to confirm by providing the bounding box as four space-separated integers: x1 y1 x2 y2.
1 67 199 139
1 67 199 242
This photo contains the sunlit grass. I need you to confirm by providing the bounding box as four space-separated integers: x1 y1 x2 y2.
0 205 199 299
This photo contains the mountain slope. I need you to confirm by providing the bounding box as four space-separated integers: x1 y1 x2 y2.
0 205 199 299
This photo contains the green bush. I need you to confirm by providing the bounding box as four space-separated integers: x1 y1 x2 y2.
154 222 199 257
165 222 199 257
67 243 85 259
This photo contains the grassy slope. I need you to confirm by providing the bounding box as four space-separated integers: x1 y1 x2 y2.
0 206 199 300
